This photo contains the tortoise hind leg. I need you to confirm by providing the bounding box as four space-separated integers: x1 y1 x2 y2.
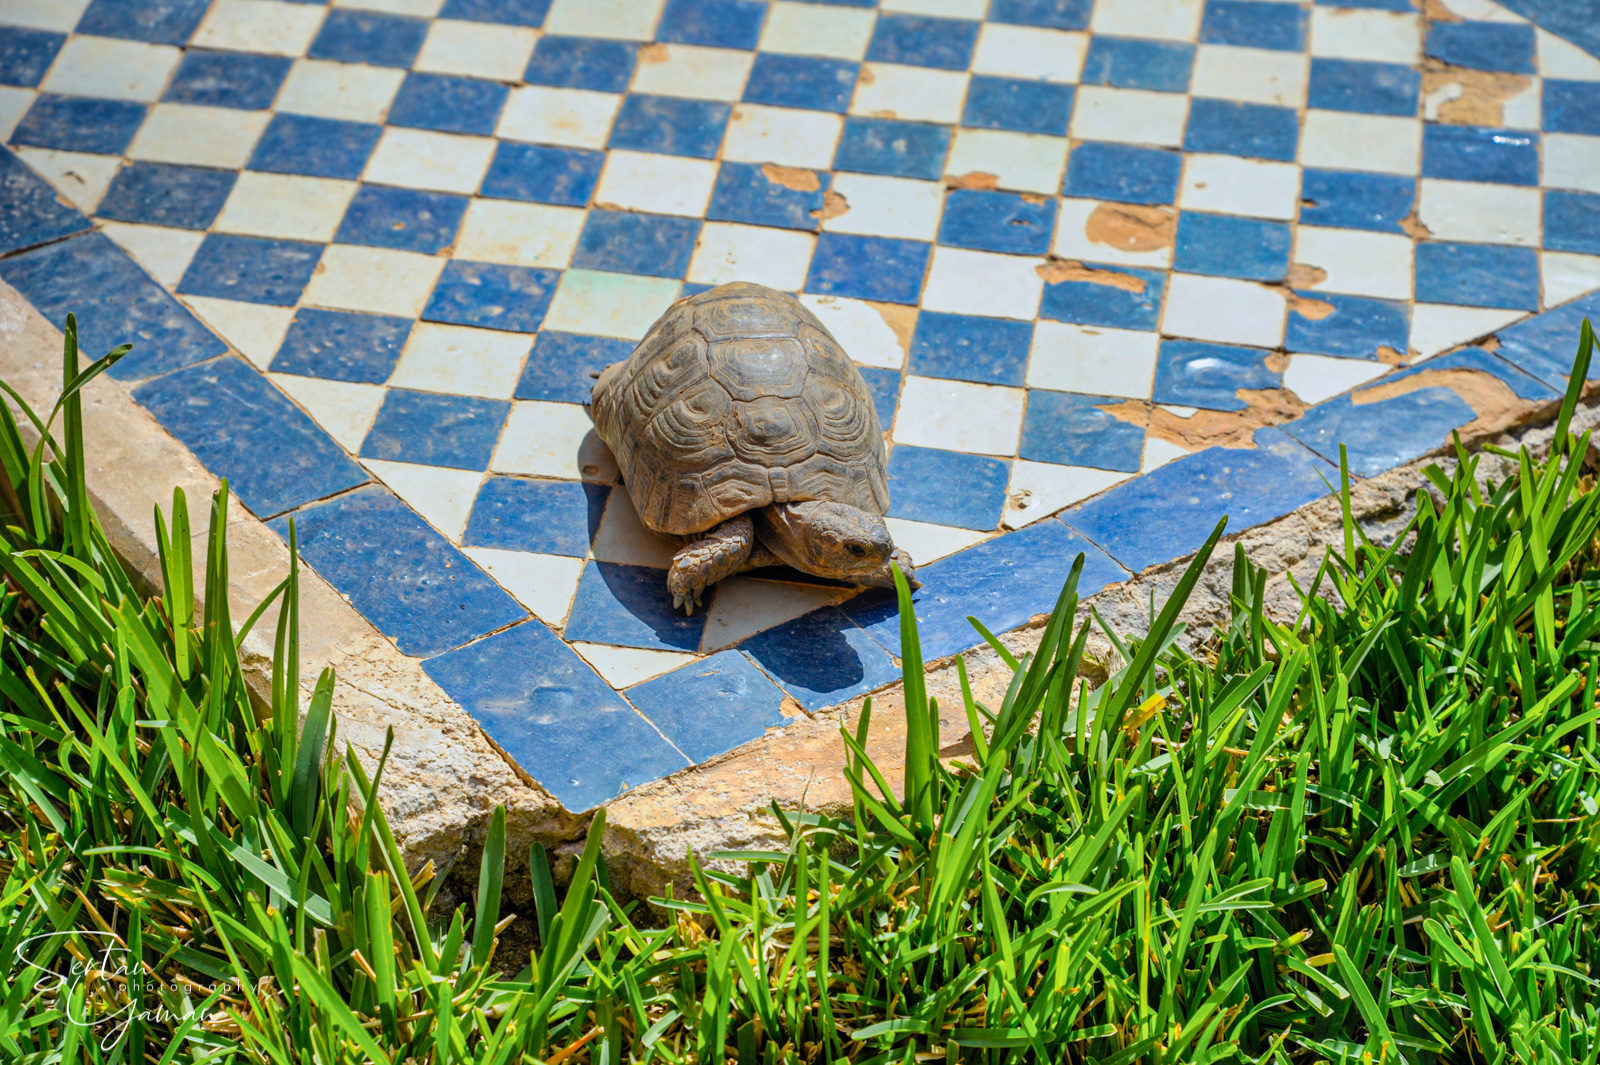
668 514 755 615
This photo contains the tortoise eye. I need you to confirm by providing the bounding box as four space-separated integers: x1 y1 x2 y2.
847 544 867 558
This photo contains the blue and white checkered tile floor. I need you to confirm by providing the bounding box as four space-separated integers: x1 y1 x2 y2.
1 0 1598 808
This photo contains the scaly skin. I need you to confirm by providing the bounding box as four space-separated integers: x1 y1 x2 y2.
667 514 754 615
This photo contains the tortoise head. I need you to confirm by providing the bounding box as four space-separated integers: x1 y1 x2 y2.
758 501 913 587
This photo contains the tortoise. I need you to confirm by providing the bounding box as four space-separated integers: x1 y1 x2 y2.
590 282 915 614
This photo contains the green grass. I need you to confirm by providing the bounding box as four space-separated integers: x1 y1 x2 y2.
2 313 1600 1063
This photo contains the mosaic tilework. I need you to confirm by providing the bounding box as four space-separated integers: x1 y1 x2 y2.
2 0 1599 811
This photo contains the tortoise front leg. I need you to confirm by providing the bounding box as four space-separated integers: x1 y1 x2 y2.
667 514 755 615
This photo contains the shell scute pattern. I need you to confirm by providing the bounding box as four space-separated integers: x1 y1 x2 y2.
698 293 800 340
730 396 820 467
710 337 809 400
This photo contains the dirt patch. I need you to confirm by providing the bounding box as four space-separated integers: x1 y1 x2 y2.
1099 388 1310 451
1398 210 1432 240
1286 263 1327 289
638 42 669 64
1035 257 1147 293
856 65 875 84
1421 0 1461 20
1287 293 1336 321
810 189 849 222
867 301 917 356
945 171 1000 191
1085 203 1176 253
1352 368 1538 438
1422 68 1531 126
762 164 822 192
1377 346 1408 366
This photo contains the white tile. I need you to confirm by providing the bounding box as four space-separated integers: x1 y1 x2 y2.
416 19 537 81
127 105 270 168
1293 226 1413 300
572 642 697 685
1091 0 1202 40
544 0 664 41
335 0 443 15
101 223 205 287
0 86 33 141
1179 153 1299 220
364 128 495 194
921 247 1043 320
632 42 752 101
1162 273 1285 347
943 129 1068 195
302 245 445 317
699 578 851 653
1545 134 1600 193
1053 197 1176 269
689 223 816 291
823 172 944 240
1538 28 1600 81
892 376 1025 456
498 86 621 149
40 36 179 102
1002 460 1130 529
971 23 1086 82
1300 111 1421 175
1190 45 1307 108
1281 354 1390 405
0 0 90 31
591 489 678 567
1408 304 1526 358
542 269 682 339
1070 86 1189 148
881 516 987 564
276 59 404 123
464 549 587 626
192 0 326 56
1417 179 1540 246
596 149 716 216
494 400 620 482
389 322 532 399
268 373 386 451
798 294 908 370
361 459 482 541
852 63 968 124
215 172 357 243
1142 436 1190 472
1544 252 1600 308
882 0 985 15
183 296 294 369
722 104 843 169
1434 0 1524 21
1502 78 1542 130
453 199 585 268
759 2 876 60
1027 321 1159 398
1309 8 1421 64
14 148 119 212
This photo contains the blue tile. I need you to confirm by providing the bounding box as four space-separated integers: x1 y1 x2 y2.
276 486 525 658
1426 21 1536 74
163 49 290 109
961 76 1074 135
1545 80 1600 136
707 160 829 231
75 0 208 45
1153 339 1280 411
805 232 931 304
1065 428 1336 573
740 606 901 710
857 366 901 429
133 355 366 519
835 117 951 180
658 0 767 49
1315 0 1412 8
1019 390 1145 472
388 73 507 136
422 260 560 332
0 145 89 254
0 27 64 88
1307 58 1419 116
95 162 236 230
1040 262 1166 331
1494 291 1600 386
1286 292 1410 359
516 331 632 404
335 184 467 254
744 53 857 113
1184 98 1298 162
886 445 1009 531
177 234 321 307
909 311 1033 387
846 517 1126 662
1299 169 1416 233
423 620 687 811
9 94 146 154
523 35 637 92
270 308 412 384
308 9 427 67
867 14 978 70
1422 124 1538 185
438 0 550 25
1545 190 1600 257
609 94 730 158
481 141 602 207
360 388 510 470
627 650 786 762
1415 242 1539 311
248 113 381 179
1200 0 1307 52
1062 142 1182 205
1174 212 1290 282
572 210 701 278
0 232 225 380
938 188 1056 256
462 476 607 557
564 561 708 651
1080 36 1193 93
1498 0 1600 58
989 0 1092 31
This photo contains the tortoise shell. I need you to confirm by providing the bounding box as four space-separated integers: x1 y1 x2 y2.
590 282 891 537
